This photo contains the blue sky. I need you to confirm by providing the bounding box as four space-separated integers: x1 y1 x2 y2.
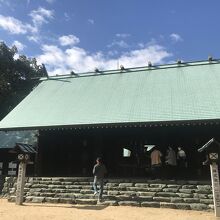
0 0 220 75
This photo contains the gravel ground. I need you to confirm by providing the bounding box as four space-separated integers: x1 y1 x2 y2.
0 199 217 220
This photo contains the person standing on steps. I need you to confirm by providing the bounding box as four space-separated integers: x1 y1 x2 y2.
150 146 162 179
177 147 187 178
165 146 177 178
93 157 107 203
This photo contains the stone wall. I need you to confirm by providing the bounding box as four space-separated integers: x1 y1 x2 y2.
1 177 214 211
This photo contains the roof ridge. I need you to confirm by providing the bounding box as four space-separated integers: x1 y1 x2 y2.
40 58 220 81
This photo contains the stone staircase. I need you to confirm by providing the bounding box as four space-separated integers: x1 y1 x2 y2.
1 177 214 211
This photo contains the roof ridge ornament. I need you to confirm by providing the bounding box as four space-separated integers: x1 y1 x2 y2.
177 59 182 65
70 71 78 77
120 65 125 71
208 55 213 62
94 67 100 73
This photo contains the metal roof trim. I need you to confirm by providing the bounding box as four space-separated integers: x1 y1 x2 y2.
40 59 220 81
0 118 219 131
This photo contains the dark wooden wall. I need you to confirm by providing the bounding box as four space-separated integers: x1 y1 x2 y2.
37 124 220 178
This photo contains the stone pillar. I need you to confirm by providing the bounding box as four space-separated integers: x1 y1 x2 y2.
210 162 220 217
16 162 26 205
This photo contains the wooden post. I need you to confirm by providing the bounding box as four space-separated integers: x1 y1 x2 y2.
16 161 26 205
210 162 220 217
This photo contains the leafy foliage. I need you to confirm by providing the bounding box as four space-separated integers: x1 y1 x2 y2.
0 42 46 120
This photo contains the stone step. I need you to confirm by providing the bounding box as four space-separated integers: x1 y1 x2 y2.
11 186 215 200
3 177 214 212
75 199 97 205
25 180 196 189
23 191 215 205
30 177 92 182
27 183 172 189
24 185 187 191
7 193 214 211
7 195 214 211
24 180 212 191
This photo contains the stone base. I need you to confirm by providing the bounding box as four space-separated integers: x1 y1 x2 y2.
2 177 214 212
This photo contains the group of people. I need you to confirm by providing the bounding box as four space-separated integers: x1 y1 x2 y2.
150 146 187 179
92 146 188 203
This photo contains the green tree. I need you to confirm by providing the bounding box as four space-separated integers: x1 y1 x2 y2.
0 42 46 120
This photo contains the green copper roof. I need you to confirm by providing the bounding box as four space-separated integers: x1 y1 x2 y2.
1 60 220 130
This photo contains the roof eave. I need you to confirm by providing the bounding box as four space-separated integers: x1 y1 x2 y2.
1 119 220 131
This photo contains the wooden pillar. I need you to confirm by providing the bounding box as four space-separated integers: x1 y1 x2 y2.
36 131 43 176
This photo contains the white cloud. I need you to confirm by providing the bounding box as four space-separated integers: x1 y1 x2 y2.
59 35 80 46
37 43 172 75
29 7 54 27
38 45 64 65
138 43 145 48
0 7 54 43
0 14 36 34
26 7 54 42
118 45 170 67
146 38 158 46
88 19 94 24
64 12 70 21
116 33 130 38
170 33 183 42
108 50 119 56
12 40 26 51
108 40 129 48
27 35 40 43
